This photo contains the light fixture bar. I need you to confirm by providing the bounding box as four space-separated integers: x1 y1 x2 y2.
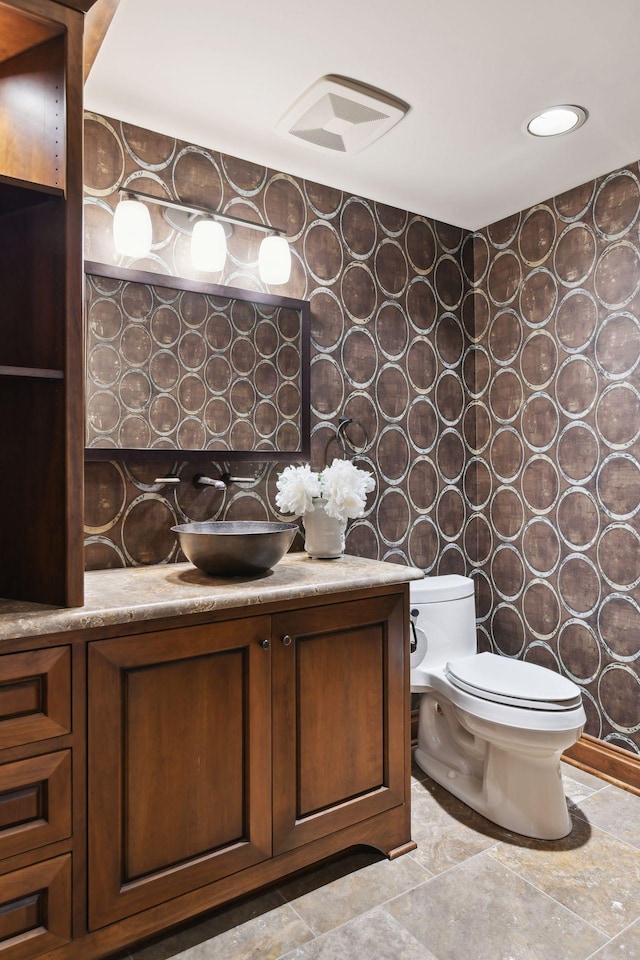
119 189 285 237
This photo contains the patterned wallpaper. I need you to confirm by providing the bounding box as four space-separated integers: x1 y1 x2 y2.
471 170 640 754
83 113 470 574
82 113 640 753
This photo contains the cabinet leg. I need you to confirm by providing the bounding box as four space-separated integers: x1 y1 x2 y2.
385 839 418 859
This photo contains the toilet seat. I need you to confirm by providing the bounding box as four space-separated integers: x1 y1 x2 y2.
445 652 583 711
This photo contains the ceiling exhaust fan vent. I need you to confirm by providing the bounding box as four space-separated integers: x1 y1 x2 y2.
276 76 409 155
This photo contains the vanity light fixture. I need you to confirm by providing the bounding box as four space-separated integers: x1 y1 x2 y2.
112 189 291 284
258 235 292 285
112 197 152 258
526 105 587 138
190 218 227 273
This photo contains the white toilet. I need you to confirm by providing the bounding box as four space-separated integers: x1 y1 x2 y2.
410 575 586 840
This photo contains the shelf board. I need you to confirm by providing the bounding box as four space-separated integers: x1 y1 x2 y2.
0 365 64 380
0 7 63 66
0 174 64 215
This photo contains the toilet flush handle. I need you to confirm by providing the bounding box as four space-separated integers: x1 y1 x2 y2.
410 609 420 654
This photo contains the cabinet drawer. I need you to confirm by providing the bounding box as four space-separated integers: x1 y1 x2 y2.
0 648 70 750
0 854 71 960
0 751 71 860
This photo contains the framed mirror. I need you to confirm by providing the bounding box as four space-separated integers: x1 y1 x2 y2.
84 262 310 461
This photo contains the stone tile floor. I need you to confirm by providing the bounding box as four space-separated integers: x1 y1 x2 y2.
121 762 640 960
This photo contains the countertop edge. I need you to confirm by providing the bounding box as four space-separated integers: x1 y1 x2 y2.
0 555 425 642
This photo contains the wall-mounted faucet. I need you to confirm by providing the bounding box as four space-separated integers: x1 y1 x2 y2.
154 464 263 490
193 473 227 491
194 470 257 490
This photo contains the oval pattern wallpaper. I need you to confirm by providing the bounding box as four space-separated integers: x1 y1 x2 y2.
83 112 470 575
473 175 640 754
83 113 640 753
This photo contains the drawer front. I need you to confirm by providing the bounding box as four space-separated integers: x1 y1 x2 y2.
0 648 70 750
0 751 71 861
0 854 71 960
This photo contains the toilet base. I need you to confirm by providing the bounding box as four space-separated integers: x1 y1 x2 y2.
414 693 575 841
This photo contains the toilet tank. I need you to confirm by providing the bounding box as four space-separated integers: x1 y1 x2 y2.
410 575 476 676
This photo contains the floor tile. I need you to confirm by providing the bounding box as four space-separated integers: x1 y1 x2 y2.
489 815 640 937
564 772 609 811
129 889 313 960
277 847 430 936
565 775 607 811
409 776 504 874
572 785 640 849
412 755 430 782
386 852 607 960
561 763 610 794
280 908 438 960
112 761 640 960
587 918 640 958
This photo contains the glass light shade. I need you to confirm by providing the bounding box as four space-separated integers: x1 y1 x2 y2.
191 218 227 272
527 106 586 137
113 199 152 257
258 235 291 285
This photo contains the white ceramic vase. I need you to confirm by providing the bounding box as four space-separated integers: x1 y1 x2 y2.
303 499 346 559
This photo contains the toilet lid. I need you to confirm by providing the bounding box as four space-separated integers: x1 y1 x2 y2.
445 652 583 711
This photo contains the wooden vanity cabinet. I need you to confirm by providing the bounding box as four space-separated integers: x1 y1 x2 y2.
86 589 413 945
0 573 413 958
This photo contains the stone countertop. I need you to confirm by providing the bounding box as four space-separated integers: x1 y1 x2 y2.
0 554 424 642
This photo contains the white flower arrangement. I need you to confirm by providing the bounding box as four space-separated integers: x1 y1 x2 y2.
276 458 376 523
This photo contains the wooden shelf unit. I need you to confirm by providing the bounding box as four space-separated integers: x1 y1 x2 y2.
0 0 92 607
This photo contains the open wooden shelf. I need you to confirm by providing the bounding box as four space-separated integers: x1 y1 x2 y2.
0 173 63 213
0 30 66 190
0 0 89 607
0 364 64 379
0 4 63 64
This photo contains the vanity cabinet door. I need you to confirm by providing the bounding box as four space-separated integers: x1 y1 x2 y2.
271 593 406 854
87 616 272 930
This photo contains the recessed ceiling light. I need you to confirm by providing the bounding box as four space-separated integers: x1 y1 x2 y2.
526 105 587 138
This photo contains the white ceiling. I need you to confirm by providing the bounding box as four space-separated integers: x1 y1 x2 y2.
85 0 640 231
